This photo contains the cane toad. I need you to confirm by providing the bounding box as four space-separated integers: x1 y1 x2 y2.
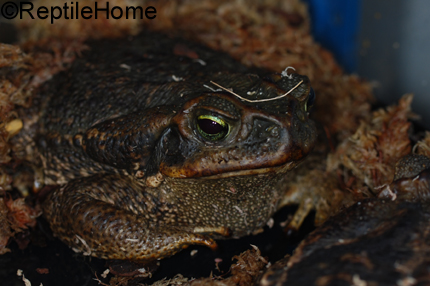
19 32 316 261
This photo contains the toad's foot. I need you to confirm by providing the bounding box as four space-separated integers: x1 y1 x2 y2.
42 174 220 261
278 168 355 233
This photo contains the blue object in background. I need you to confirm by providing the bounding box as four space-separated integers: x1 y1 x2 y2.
304 0 361 72
305 0 430 129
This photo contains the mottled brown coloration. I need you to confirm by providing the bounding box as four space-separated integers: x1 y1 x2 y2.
0 198 12 255
18 32 316 261
257 154 430 286
0 44 33 165
379 154 430 201
327 94 414 195
278 162 355 232
414 131 430 158
191 247 268 286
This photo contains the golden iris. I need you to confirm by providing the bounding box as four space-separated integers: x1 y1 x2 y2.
196 115 229 141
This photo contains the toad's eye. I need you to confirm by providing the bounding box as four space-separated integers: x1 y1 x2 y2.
196 115 230 141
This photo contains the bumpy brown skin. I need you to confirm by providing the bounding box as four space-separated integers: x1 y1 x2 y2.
257 154 430 286
31 32 316 261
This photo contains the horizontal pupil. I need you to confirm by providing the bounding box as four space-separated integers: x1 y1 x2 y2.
198 119 225 134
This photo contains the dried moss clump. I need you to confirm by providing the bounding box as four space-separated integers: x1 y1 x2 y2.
328 94 415 196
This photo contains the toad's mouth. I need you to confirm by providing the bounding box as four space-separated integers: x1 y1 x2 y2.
158 135 313 178
160 160 300 180
197 161 299 179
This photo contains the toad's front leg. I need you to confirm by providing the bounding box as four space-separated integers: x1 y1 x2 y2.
42 174 218 261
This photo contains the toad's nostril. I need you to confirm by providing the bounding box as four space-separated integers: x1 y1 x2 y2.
269 126 280 137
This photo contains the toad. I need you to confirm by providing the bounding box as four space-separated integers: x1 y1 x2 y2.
16 32 316 261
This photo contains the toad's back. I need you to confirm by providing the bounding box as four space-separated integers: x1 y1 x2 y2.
38 33 251 135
